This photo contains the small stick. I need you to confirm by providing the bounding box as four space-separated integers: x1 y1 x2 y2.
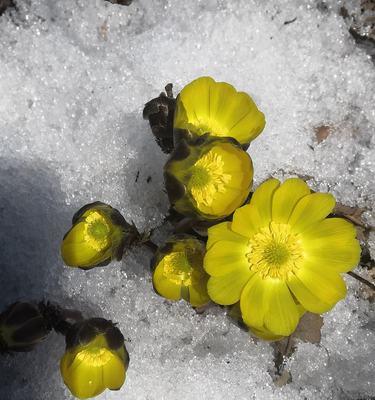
347 271 375 291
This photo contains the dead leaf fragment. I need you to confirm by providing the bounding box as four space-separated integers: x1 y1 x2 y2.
99 20 109 41
294 312 323 344
272 313 323 385
333 203 367 228
315 125 333 143
274 370 292 387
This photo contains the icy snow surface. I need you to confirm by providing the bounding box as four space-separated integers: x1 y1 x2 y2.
0 0 374 399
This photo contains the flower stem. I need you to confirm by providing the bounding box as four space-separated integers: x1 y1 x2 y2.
143 239 158 252
347 271 375 291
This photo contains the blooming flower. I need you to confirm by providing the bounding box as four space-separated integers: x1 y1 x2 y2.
60 318 129 399
204 178 361 337
164 136 253 220
152 235 210 307
174 76 265 148
61 202 139 269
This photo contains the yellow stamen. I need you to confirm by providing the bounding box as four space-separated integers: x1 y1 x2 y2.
247 222 303 280
162 252 193 286
84 211 111 252
188 150 231 207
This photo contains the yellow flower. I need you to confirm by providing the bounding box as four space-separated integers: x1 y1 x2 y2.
61 202 139 269
204 178 361 337
164 136 253 220
60 318 129 399
152 235 210 307
174 76 265 148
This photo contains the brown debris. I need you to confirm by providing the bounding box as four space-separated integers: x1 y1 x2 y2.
293 313 324 344
315 125 333 143
273 313 323 385
357 268 375 302
333 203 367 228
99 20 109 41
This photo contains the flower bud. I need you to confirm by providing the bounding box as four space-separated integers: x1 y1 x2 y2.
0 302 51 352
60 318 129 399
143 83 176 153
164 135 253 221
174 76 265 149
61 202 140 269
152 235 210 307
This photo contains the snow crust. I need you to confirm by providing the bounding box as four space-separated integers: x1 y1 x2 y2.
0 1 374 399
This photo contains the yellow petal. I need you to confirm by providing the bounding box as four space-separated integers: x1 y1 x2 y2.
288 193 335 233
62 354 104 399
206 222 248 250
189 279 210 307
287 273 332 313
61 221 112 267
62 222 86 244
61 241 103 268
206 80 235 129
241 274 299 336
302 217 357 239
262 279 300 336
102 353 126 390
175 76 213 130
231 204 263 238
249 325 285 341
293 260 347 308
152 262 182 301
200 144 252 218
228 100 266 144
271 178 310 223
240 273 270 328
250 178 280 227
204 241 250 277
207 268 253 305
213 91 262 143
301 218 361 272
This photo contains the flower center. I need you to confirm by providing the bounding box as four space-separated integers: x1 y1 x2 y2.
187 149 231 207
84 211 111 252
246 222 303 280
162 251 193 286
76 346 112 367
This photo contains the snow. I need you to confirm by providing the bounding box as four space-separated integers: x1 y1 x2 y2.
0 0 374 399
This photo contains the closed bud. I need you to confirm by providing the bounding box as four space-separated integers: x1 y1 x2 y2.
152 235 210 307
0 302 51 352
60 318 129 399
61 202 140 269
143 83 176 153
164 135 253 221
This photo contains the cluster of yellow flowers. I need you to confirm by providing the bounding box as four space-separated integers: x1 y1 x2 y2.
59 77 361 398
